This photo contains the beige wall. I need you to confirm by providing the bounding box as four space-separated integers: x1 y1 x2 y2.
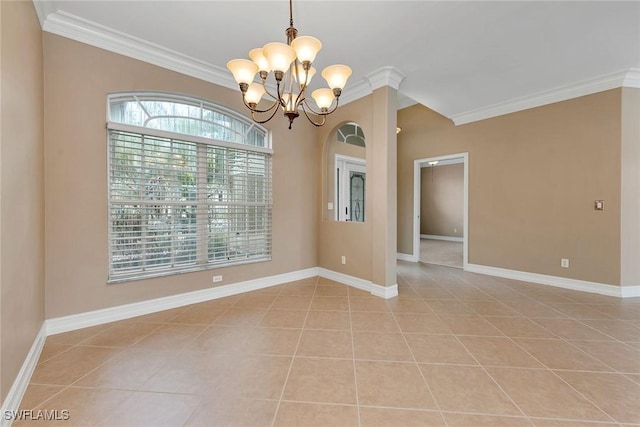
317 96 374 280
43 34 318 318
0 1 45 400
398 90 622 285
621 87 640 288
420 163 464 237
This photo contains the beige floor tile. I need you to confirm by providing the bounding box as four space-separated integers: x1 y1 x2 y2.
34 387 132 426
259 309 308 328
274 402 358 427
425 300 474 315
317 277 343 286
270 295 313 310
233 293 277 309
348 286 372 297
186 325 254 354
546 303 615 320
245 328 302 356
31 346 121 386
45 324 114 346
82 322 160 347
394 313 451 334
304 310 351 330
404 334 477 365
315 284 349 296
503 301 567 318
532 319 613 341
283 357 356 404
296 329 353 358
37 343 73 364
167 305 228 325
349 297 391 312
625 373 640 385
413 286 457 300
279 283 316 296
310 296 350 311
97 391 200 427
74 348 174 390
458 336 543 368
579 319 640 342
213 307 268 326
124 306 190 324
568 340 640 373
351 312 400 332
18 384 65 410
387 298 432 313
420 364 520 415
359 407 445 426
485 317 559 338
513 338 612 371
222 354 292 399
486 367 611 421
464 300 522 316
444 413 533 426
439 315 505 336
353 331 414 361
555 370 640 424
355 361 436 409
131 323 206 350
185 397 278 427
530 420 616 427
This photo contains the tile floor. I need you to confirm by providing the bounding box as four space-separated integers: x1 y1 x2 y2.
15 262 640 426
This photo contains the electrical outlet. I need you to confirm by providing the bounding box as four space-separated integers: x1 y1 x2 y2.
341 256 346 265
560 259 569 268
213 275 223 282
454 228 457 233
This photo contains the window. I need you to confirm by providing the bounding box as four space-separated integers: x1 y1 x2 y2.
107 93 271 282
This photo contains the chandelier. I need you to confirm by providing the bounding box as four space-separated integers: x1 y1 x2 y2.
227 0 352 129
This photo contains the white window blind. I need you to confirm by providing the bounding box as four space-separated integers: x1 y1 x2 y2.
107 94 271 282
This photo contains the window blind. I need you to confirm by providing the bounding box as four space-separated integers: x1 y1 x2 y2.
108 128 272 281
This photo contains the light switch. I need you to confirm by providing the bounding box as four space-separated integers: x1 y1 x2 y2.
595 200 604 211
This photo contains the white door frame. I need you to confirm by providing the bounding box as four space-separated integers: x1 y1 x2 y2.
413 153 469 268
335 154 366 222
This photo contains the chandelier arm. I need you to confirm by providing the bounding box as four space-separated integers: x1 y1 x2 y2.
300 103 327 127
300 97 340 116
242 96 280 114
250 104 281 124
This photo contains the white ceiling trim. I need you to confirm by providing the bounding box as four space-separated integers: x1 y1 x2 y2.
37 9 378 110
32 0 56 28
365 66 406 91
41 10 239 91
451 68 640 126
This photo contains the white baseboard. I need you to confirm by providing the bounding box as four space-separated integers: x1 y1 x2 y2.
421 234 464 242
397 252 418 262
46 267 318 335
466 263 639 298
0 324 47 427
317 267 399 299
371 283 399 299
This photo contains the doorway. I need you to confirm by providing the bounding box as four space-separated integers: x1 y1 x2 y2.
413 153 468 269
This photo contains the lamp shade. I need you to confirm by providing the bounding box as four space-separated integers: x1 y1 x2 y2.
311 88 334 109
293 65 316 86
227 59 258 85
249 48 270 72
290 36 322 63
321 64 352 90
245 83 266 104
263 42 296 73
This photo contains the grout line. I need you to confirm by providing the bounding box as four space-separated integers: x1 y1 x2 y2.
347 286 361 427
269 276 318 427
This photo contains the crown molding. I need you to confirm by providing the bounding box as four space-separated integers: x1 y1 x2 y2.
32 0 56 28
41 10 238 91
451 68 638 125
622 68 640 88
338 78 373 106
365 66 406 91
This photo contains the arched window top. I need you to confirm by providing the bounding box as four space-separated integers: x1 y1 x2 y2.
337 122 365 148
108 92 269 148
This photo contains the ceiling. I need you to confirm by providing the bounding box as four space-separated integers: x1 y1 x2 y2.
35 1 640 125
